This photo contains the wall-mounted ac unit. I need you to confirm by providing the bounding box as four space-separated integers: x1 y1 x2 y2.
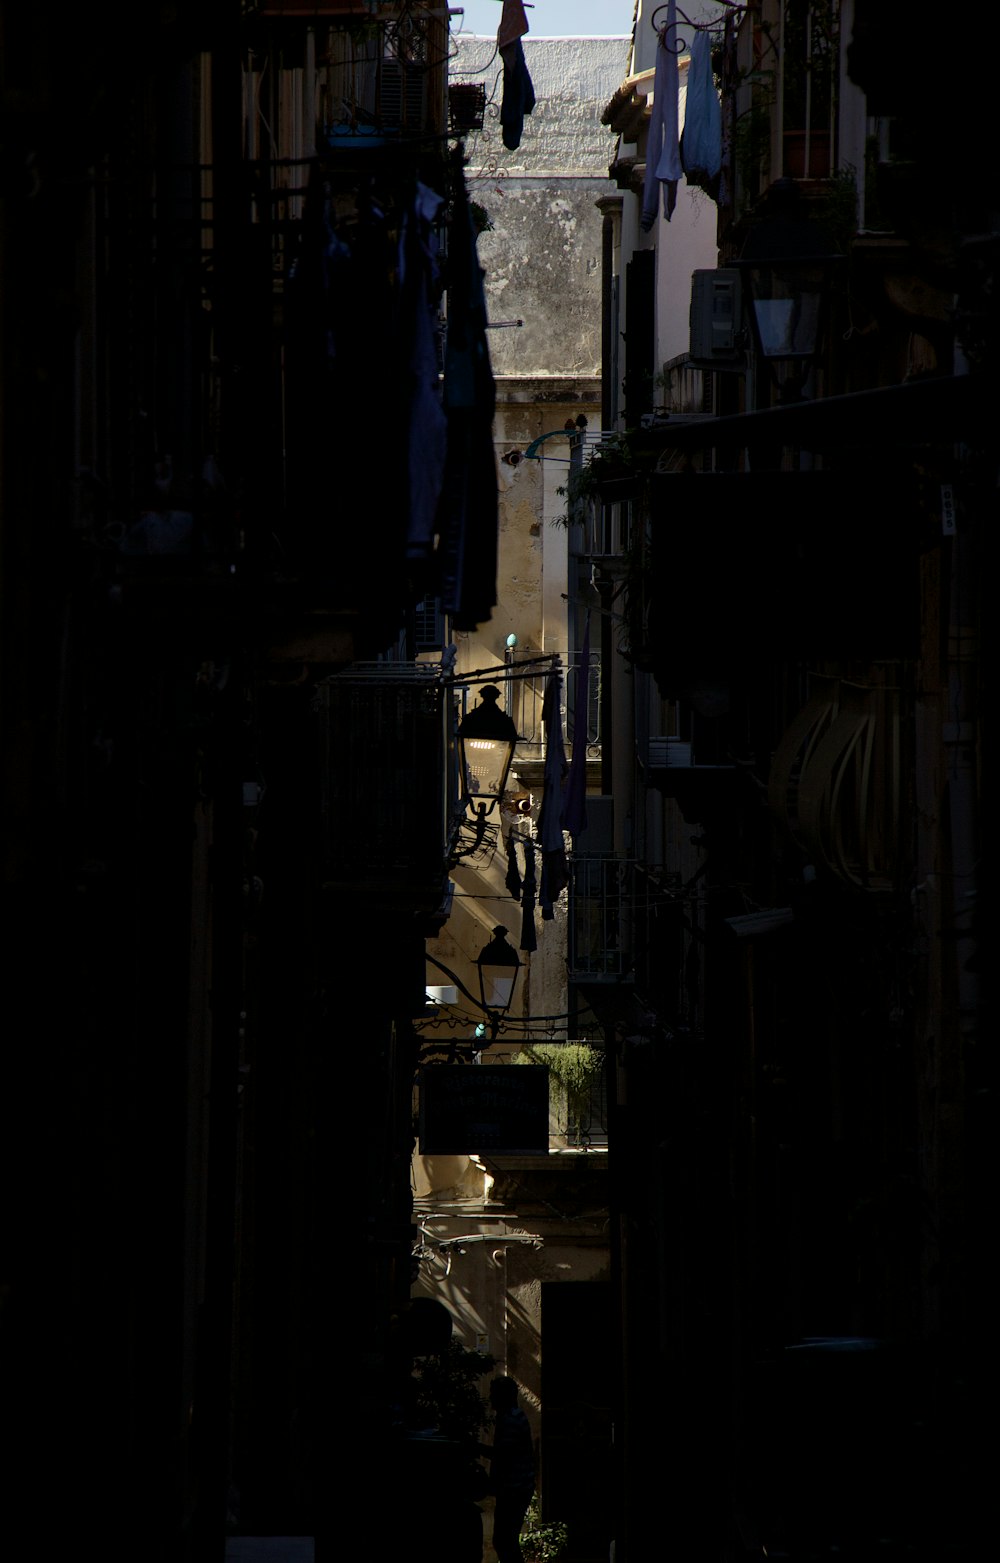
648 737 693 768
689 269 743 369
647 737 734 771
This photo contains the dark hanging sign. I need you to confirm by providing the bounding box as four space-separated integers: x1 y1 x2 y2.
419 1065 549 1155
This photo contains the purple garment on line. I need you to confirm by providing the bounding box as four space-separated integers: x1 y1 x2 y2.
641 4 682 232
401 183 447 566
560 614 590 842
519 840 537 953
537 671 569 918
505 830 523 901
681 28 722 196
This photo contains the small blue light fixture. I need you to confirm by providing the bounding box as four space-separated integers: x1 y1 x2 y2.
506 633 518 650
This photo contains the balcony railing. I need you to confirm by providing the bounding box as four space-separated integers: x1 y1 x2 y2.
569 857 688 1020
568 857 649 983
506 650 602 757
568 431 635 561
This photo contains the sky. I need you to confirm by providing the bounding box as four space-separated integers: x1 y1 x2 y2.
454 0 636 38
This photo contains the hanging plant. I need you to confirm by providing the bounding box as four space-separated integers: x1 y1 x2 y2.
555 436 635 518
515 1042 603 1125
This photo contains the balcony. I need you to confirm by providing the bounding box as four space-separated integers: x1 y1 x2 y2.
505 649 602 763
568 858 646 984
319 7 448 145
644 729 737 822
569 857 687 1023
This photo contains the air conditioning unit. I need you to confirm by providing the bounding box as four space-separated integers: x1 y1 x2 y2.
647 737 735 772
648 738 693 768
689 269 743 368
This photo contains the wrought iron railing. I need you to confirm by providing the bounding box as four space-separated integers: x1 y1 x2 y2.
568 857 651 982
508 650 602 755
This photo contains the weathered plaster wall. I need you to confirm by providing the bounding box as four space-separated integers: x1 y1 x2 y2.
454 36 630 175
453 36 628 375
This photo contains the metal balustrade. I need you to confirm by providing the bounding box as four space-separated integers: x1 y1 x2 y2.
568 857 650 982
508 650 602 755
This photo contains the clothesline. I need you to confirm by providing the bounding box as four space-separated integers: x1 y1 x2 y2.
641 0 724 230
650 0 744 36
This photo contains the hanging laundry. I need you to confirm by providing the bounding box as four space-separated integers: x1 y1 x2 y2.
400 182 448 575
641 4 682 232
680 28 722 199
539 851 568 921
437 164 499 629
505 830 523 901
519 839 538 953
498 0 536 152
537 670 569 918
560 614 590 843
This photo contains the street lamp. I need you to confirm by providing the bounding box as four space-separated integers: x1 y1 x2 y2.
734 180 842 403
476 925 521 1036
457 685 519 818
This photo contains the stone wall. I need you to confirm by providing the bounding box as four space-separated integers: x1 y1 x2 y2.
454 35 629 376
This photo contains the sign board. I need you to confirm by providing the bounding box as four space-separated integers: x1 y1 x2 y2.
419 1065 549 1155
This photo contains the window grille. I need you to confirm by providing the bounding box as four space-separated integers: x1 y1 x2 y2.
413 596 445 653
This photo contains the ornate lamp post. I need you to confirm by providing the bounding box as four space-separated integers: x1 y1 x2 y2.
735 181 842 404
457 685 519 818
476 925 521 1038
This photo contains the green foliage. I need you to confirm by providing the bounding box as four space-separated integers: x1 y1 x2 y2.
817 166 859 249
520 1495 569 1561
469 201 494 236
555 436 634 513
411 1341 497 1444
515 1042 603 1127
732 98 773 199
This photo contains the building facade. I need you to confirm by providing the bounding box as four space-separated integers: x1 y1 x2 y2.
580 2 991 1559
1 3 504 1556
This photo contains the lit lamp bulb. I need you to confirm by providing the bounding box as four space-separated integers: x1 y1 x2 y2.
457 686 518 815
